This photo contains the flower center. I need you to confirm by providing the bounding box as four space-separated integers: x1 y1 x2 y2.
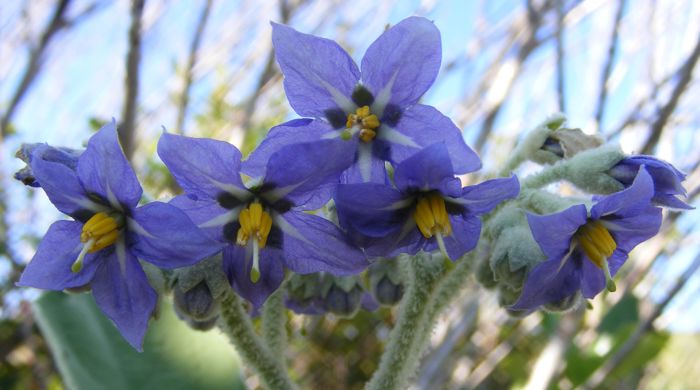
575 220 618 291
72 212 123 272
345 105 380 143
236 202 272 283
413 193 452 239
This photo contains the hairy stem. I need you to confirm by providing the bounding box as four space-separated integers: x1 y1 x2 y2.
366 253 444 390
261 284 288 368
217 288 295 390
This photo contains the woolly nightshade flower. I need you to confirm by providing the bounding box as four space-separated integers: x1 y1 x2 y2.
608 155 692 209
334 143 519 260
158 132 367 309
17 123 223 350
242 17 480 184
511 168 663 311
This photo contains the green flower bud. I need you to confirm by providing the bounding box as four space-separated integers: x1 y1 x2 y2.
562 145 626 194
489 225 545 292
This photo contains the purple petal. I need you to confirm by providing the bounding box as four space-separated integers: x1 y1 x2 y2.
527 205 587 261
157 132 249 201
393 143 462 196
272 22 360 118
18 221 100 290
242 119 334 179
450 175 520 215
30 152 104 219
223 245 285 310
382 104 481 174
128 202 225 269
441 215 481 260
169 195 233 242
261 139 356 207
591 167 654 219
340 143 388 184
76 122 142 210
361 17 441 109
603 206 662 253
91 248 157 351
580 255 606 299
276 211 368 275
510 256 582 311
335 183 410 237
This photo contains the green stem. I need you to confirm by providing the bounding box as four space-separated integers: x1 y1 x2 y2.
366 254 444 390
217 288 296 390
261 285 288 368
521 161 568 189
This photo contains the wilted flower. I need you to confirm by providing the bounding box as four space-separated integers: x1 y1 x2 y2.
608 155 691 209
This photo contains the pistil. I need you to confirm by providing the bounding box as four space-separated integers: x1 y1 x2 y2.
72 212 123 272
236 202 272 282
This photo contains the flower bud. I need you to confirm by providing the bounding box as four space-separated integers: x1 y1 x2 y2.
543 291 581 313
14 143 82 187
321 275 364 317
285 273 325 315
368 258 404 306
562 145 626 194
531 128 603 165
173 281 219 322
475 256 498 289
489 225 544 292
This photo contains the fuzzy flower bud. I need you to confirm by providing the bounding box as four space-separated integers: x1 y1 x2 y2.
368 259 404 306
321 275 364 317
173 281 219 322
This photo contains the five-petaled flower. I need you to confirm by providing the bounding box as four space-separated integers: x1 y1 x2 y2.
18 123 223 350
608 155 692 209
511 168 662 311
334 143 519 260
242 17 480 184
158 132 367 309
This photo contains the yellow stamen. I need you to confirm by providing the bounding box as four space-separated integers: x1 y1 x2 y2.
575 220 618 292
413 194 452 240
236 202 273 283
72 212 122 273
346 105 381 143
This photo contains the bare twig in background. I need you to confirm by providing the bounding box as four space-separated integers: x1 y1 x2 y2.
0 0 72 140
555 0 566 113
582 252 700 389
594 0 627 131
641 33 700 154
119 0 145 160
174 0 213 135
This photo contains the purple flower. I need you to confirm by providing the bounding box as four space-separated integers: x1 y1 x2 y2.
334 143 519 260
158 133 367 309
608 155 692 209
243 17 480 183
18 123 222 350
512 168 663 311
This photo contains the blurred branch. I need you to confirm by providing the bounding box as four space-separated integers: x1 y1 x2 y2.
0 0 72 140
594 0 626 131
119 0 145 160
582 251 700 389
555 0 566 113
175 0 213 135
641 33 700 154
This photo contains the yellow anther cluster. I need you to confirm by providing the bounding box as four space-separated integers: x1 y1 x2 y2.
236 202 272 248
413 193 452 239
575 220 617 268
346 105 380 143
81 212 121 253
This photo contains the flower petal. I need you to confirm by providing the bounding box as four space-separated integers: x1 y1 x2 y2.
604 206 662 253
361 17 441 109
30 151 106 219
591 167 654 219
272 22 360 118
242 119 334 179
261 139 356 208
580 255 606 299
449 175 520 215
340 143 388 184
527 205 587 261
275 211 368 275
91 247 157 351
18 221 100 290
393 143 462 196
441 215 481 260
381 104 481 174
510 256 582 311
157 132 249 201
223 245 285 310
169 195 234 242
128 202 225 269
335 183 410 237
76 122 142 210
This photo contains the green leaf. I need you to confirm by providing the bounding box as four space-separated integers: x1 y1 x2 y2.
33 292 247 390
597 293 639 334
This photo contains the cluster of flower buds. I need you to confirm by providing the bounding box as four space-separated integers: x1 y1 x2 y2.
14 17 690 350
